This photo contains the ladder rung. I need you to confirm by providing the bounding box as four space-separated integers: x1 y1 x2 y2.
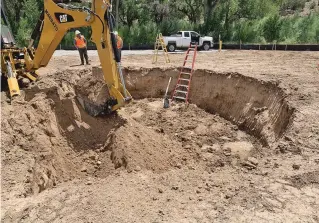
171 45 196 101
173 96 186 100
177 84 189 88
175 90 188 94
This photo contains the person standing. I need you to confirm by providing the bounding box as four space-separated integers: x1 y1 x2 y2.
114 31 123 61
74 30 90 65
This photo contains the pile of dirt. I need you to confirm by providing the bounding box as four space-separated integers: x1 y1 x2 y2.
1 96 182 199
1 91 76 200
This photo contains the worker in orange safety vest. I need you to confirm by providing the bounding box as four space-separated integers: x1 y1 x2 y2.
74 30 90 65
114 31 123 61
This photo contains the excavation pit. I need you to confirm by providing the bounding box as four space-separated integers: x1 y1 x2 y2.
69 66 295 147
119 66 294 146
2 63 306 222
3 50 319 222
1 66 294 197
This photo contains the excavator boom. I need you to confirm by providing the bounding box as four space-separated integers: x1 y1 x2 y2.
2 0 131 114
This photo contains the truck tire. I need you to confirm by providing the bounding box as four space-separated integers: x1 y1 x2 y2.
167 43 176 52
202 42 210 51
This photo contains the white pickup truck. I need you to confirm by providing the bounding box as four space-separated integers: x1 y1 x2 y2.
163 31 213 52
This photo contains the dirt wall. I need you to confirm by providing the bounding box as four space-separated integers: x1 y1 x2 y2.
93 67 295 147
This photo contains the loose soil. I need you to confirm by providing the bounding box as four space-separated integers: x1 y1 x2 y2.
1 50 319 222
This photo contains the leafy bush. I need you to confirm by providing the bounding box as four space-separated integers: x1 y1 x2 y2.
232 19 259 43
279 13 319 44
121 22 158 46
159 19 181 36
297 13 319 43
16 18 32 46
262 14 282 42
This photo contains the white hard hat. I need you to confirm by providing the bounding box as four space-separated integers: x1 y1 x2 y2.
114 31 118 35
75 30 81 35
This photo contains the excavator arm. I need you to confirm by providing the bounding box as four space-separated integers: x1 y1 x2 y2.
24 0 131 114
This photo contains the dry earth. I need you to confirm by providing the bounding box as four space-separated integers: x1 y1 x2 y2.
1 50 319 222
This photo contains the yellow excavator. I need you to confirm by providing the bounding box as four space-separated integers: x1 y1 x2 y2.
1 0 131 116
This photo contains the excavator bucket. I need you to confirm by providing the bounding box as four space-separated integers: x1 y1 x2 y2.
76 92 117 117
76 96 106 117
73 74 120 117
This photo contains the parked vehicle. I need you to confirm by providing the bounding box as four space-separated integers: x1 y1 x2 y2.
163 31 213 52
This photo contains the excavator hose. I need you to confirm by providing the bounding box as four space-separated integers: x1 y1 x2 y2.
105 9 120 63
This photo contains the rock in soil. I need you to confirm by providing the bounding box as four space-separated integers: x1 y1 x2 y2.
292 164 301 170
247 157 259 166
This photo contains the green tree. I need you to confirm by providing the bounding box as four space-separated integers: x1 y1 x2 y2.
2 0 24 35
15 0 41 46
3 0 318 47
204 0 219 27
119 0 143 28
263 14 282 42
148 0 170 24
173 0 203 24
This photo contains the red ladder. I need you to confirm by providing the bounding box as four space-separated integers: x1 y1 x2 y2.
171 43 198 103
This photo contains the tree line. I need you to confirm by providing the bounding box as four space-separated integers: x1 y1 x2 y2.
2 0 319 47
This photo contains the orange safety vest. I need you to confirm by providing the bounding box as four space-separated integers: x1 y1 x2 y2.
74 35 86 48
117 36 123 49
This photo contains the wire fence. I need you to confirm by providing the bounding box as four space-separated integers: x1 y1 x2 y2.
57 43 319 51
